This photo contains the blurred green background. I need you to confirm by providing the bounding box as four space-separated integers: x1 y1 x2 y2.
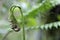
0 0 60 40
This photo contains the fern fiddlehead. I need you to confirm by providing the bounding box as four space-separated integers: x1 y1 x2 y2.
10 5 25 40
10 6 20 32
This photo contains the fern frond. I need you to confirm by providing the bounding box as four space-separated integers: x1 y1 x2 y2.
25 21 60 30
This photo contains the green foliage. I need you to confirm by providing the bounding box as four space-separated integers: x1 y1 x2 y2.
18 0 60 30
9 0 59 30
1 0 60 40
17 0 53 27
24 0 52 17
24 21 60 30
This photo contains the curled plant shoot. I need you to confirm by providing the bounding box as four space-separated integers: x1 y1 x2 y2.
10 5 25 40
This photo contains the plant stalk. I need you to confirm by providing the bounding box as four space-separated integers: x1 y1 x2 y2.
10 6 25 40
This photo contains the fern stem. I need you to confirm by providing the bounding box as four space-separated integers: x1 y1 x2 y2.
2 30 13 40
10 6 25 40
20 7 25 40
